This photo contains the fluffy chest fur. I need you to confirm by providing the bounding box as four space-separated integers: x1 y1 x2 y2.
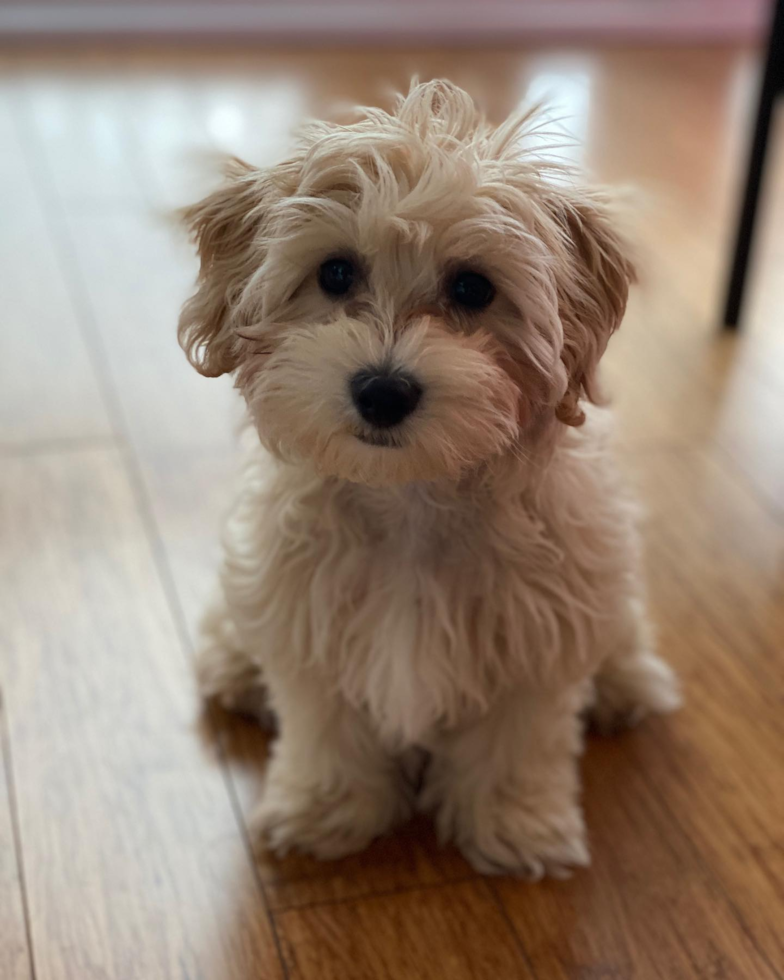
224 419 637 746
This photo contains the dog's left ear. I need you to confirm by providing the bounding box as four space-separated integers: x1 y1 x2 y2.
547 190 636 426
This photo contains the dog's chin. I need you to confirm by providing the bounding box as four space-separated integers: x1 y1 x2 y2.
257 416 518 488
338 432 432 486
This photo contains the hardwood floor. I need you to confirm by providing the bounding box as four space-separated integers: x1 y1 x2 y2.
1 44 782 979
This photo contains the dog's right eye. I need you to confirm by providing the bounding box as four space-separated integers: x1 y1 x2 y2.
318 258 355 297
449 270 495 310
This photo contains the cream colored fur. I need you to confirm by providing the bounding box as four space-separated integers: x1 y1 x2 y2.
180 80 680 878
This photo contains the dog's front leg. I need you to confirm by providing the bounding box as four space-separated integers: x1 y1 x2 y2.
253 667 413 860
421 686 589 879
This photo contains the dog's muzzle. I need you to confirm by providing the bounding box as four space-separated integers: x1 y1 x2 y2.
350 369 423 430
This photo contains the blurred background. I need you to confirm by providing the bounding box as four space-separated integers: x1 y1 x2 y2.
1 4 783 980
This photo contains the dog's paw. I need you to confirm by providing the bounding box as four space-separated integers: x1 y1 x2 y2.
589 649 681 735
448 796 589 880
424 767 589 880
252 768 411 861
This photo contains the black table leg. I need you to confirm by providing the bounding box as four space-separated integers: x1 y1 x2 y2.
723 0 783 328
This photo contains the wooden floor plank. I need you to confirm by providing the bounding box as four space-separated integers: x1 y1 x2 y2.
17 72 148 207
119 73 214 209
0 696 33 980
628 448 784 965
0 449 284 980
275 880 533 980
55 208 238 459
0 84 112 448
713 361 784 520
496 729 781 980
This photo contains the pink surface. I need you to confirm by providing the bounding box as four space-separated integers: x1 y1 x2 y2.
0 0 770 42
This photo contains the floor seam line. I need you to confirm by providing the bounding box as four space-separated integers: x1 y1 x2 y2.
0 688 39 980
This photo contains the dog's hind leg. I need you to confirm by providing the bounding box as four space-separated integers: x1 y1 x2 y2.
588 600 681 735
195 590 275 728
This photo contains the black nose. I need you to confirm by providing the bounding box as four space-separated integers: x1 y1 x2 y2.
350 369 423 429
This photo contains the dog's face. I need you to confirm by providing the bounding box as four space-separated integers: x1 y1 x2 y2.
179 81 634 486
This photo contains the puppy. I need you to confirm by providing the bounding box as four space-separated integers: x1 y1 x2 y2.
179 80 680 878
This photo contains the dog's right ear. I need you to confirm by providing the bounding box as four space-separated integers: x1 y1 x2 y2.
178 158 273 377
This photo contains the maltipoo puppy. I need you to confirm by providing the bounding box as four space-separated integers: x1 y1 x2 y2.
179 80 680 878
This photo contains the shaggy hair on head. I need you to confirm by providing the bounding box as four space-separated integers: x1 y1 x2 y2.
180 80 680 878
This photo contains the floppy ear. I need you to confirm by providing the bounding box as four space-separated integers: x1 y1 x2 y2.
549 191 636 426
178 158 273 377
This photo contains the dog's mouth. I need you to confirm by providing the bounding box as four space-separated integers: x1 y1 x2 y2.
354 429 403 448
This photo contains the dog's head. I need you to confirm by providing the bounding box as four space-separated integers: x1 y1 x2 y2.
179 80 634 486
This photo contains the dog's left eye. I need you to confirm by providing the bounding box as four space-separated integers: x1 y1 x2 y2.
450 270 495 310
318 258 356 297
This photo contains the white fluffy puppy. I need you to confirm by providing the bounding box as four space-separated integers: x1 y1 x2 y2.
179 80 680 878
